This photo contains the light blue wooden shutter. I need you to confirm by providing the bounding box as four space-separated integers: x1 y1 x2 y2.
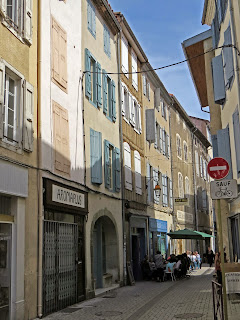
232 108 240 177
87 0 91 32
92 3 96 37
217 0 222 24
212 54 225 104
111 80 116 122
102 70 108 114
104 26 107 54
90 129 102 184
211 134 218 158
96 62 102 108
211 12 219 49
217 126 233 179
104 140 110 189
223 26 234 89
85 49 91 99
115 148 120 192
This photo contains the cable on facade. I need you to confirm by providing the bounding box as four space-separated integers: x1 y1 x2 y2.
83 44 240 75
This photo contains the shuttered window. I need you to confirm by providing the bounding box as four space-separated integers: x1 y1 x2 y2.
102 71 116 122
104 24 111 58
103 140 120 192
85 49 102 108
90 128 102 184
124 142 132 190
132 49 138 90
115 148 121 192
169 179 173 209
183 141 188 162
200 156 203 178
202 190 207 210
121 34 128 76
162 175 168 207
212 54 225 104
52 17 67 91
162 129 166 155
223 26 234 89
87 0 96 38
232 108 240 177
134 151 142 195
153 168 159 204
146 163 152 203
0 61 34 151
217 126 233 179
53 101 70 175
146 109 155 142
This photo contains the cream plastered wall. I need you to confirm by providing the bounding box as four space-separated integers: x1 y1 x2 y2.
170 107 195 232
0 2 38 319
143 78 173 245
41 0 84 184
82 0 122 294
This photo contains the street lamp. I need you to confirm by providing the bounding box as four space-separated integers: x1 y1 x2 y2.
146 178 161 198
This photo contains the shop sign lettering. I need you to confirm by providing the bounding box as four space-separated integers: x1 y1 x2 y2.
52 185 85 208
226 272 240 294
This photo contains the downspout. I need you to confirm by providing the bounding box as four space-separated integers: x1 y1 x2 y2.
37 0 43 317
117 30 127 285
169 104 175 254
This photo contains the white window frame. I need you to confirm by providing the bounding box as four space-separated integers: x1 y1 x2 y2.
1 0 33 44
162 174 168 207
134 103 142 134
121 34 129 77
131 49 138 90
176 133 182 159
178 172 184 198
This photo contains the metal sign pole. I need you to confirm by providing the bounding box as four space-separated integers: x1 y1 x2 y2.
217 199 228 320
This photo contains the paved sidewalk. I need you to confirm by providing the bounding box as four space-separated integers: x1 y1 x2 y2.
43 266 239 320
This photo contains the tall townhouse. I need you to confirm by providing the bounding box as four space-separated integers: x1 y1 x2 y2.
182 0 240 262
39 0 87 317
143 65 173 260
82 0 123 297
115 12 147 281
0 1 37 320
170 95 212 257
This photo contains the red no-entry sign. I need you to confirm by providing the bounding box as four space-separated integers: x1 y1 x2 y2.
207 157 229 180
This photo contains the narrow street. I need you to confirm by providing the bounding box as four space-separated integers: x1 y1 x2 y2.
43 266 219 320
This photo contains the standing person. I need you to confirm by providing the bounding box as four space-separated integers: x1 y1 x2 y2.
207 247 214 267
196 251 201 269
154 251 165 282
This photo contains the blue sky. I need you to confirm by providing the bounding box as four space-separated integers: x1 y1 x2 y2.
109 0 210 119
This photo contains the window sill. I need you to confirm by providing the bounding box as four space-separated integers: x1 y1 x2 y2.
0 140 23 154
1 20 26 45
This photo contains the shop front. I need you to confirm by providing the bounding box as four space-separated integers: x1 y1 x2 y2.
129 215 147 281
42 179 88 316
149 218 168 259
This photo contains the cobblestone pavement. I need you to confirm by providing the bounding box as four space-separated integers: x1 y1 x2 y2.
43 266 240 320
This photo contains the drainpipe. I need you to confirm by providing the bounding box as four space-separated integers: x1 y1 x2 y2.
37 0 43 317
117 30 127 285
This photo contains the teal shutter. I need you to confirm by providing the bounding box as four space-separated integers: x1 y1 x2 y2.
112 80 116 122
102 70 108 114
104 26 107 54
87 0 91 31
85 48 91 98
217 0 222 24
104 140 110 189
96 62 102 108
115 147 120 192
212 54 225 104
90 129 102 184
217 126 233 179
92 3 96 37
223 26 234 89
232 108 240 177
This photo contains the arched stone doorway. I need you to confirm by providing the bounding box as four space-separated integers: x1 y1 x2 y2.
92 215 119 289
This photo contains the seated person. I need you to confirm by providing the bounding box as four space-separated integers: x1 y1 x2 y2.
174 257 182 278
165 260 176 273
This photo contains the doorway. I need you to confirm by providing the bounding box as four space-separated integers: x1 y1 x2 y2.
0 223 12 320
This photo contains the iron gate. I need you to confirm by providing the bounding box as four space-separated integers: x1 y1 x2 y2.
43 221 78 315
212 280 224 320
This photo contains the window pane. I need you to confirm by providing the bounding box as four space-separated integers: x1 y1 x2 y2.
9 78 14 94
8 109 14 127
7 126 13 140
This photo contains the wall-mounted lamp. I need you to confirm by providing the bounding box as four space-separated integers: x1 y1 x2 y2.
154 183 161 198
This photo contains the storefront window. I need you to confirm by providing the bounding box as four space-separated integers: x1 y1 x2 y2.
157 232 166 256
